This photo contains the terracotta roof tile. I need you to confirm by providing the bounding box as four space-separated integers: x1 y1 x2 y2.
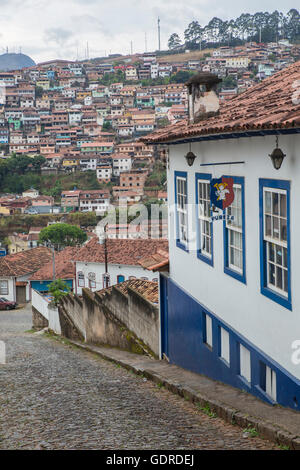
0 247 52 278
138 249 169 271
30 247 77 281
141 61 300 144
96 279 159 304
73 237 168 266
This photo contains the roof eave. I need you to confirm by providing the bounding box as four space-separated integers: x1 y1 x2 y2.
144 126 300 146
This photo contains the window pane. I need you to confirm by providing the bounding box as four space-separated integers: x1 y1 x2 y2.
280 193 287 218
265 215 272 237
272 217 279 239
276 266 283 290
272 193 279 215
269 262 275 285
237 232 242 249
268 243 275 263
283 247 287 268
276 247 283 266
280 218 287 242
236 250 242 269
265 191 272 213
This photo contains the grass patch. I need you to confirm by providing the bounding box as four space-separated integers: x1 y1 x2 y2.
243 426 259 438
196 402 217 418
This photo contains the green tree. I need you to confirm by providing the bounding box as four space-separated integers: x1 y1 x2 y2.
168 33 181 50
184 21 202 46
102 121 112 131
170 70 196 84
6 155 32 175
31 155 46 173
39 223 87 250
48 279 70 306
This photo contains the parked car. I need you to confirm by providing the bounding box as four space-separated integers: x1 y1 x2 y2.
0 298 17 310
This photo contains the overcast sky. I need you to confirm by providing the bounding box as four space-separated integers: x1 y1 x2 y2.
0 0 297 63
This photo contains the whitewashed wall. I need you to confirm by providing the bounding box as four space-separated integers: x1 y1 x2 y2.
168 134 300 378
75 261 159 295
32 289 61 335
0 278 15 302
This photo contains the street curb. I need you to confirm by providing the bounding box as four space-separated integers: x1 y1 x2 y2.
68 340 300 449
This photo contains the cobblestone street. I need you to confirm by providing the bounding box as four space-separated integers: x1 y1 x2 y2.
0 305 278 450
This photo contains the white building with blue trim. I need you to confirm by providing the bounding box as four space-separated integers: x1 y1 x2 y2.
143 62 300 411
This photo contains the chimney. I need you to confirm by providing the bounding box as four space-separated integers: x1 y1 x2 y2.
185 72 222 124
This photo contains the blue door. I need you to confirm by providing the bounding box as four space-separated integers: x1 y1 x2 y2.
117 275 125 283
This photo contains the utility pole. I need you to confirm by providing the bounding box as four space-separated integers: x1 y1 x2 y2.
130 41 133 56
52 245 56 281
99 224 110 288
158 17 161 51
104 224 110 288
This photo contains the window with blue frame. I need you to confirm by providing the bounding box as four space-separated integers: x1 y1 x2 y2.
174 171 188 251
223 176 246 283
259 178 291 310
195 173 213 265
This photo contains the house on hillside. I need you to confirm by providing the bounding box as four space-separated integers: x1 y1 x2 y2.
142 62 300 411
73 238 169 294
0 247 52 303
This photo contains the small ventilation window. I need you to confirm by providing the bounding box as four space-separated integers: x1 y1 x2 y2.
259 362 277 402
239 344 251 383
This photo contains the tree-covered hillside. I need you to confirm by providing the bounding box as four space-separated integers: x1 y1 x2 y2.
168 9 300 50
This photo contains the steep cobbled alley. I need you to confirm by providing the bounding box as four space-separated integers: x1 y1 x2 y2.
0 305 278 450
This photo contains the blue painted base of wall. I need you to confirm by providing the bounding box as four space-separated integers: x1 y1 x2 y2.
31 280 73 292
160 274 300 412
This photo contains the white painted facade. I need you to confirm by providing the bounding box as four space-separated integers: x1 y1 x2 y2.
112 156 132 177
79 197 110 216
0 278 15 302
79 158 97 171
167 133 300 379
0 273 32 303
75 261 158 295
97 166 112 180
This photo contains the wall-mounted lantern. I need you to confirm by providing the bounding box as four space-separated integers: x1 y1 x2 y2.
185 143 196 167
269 136 286 170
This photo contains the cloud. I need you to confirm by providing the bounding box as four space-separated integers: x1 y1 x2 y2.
44 28 74 47
70 15 109 35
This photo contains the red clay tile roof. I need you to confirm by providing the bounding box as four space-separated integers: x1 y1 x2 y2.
29 247 77 281
141 61 300 144
138 249 169 271
73 237 168 266
0 247 52 278
96 279 159 304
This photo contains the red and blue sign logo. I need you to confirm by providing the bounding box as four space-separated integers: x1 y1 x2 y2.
210 177 235 210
